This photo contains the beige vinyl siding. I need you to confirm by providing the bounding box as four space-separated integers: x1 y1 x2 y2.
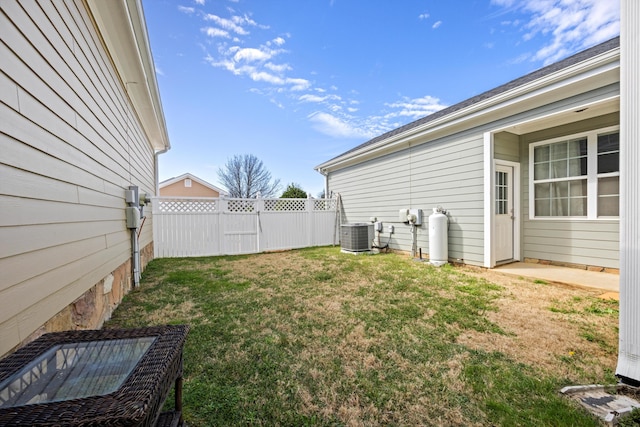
520 113 620 268
0 1 156 354
329 134 486 266
160 179 222 197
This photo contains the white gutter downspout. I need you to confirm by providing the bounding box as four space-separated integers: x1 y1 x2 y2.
323 170 329 198
316 168 329 198
155 148 169 196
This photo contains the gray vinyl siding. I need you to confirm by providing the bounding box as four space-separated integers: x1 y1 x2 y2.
520 112 620 268
494 132 520 162
0 1 156 354
329 133 486 266
327 82 620 269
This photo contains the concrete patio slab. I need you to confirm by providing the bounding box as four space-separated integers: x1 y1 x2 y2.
494 262 619 294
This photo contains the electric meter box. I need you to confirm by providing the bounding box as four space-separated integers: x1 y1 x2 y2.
126 207 140 229
409 209 423 225
398 209 409 222
125 190 136 205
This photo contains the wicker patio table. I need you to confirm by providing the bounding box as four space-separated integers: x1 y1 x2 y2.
0 325 189 426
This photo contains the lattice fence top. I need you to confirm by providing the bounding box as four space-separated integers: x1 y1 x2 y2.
153 197 337 213
227 199 257 212
264 199 306 212
156 198 218 213
314 198 337 211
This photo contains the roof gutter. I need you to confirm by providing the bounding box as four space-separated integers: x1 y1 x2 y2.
85 0 170 152
316 47 620 173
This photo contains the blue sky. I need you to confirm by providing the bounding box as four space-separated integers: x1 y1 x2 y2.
144 0 619 197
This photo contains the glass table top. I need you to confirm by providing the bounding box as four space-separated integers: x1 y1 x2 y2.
0 337 156 408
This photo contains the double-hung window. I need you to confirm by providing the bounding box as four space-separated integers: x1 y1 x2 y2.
530 126 619 219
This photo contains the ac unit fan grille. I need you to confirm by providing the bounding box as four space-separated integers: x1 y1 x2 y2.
341 223 373 252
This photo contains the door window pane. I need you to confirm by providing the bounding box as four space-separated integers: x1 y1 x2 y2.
496 171 508 215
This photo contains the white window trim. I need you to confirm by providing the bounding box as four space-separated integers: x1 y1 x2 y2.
528 125 619 220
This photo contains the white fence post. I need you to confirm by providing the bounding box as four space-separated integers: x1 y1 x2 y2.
255 194 264 253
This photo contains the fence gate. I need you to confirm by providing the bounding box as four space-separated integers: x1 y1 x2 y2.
152 196 338 258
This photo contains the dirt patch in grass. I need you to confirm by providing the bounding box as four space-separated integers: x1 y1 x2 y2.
457 266 618 382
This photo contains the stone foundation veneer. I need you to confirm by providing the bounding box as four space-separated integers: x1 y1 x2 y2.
21 242 155 347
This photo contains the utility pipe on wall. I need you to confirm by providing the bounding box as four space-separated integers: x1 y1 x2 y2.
125 186 141 287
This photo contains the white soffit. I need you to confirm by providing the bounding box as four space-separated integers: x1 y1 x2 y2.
85 0 170 152
497 96 620 135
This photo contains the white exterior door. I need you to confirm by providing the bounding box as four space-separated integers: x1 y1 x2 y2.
495 165 514 262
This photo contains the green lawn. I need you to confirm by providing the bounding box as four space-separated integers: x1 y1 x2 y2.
106 247 618 426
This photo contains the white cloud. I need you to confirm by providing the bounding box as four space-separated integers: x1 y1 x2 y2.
270 98 285 109
299 94 328 103
287 78 311 91
501 19 521 26
272 37 286 46
194 0 205 4
265 62 292 73
495 0 620 65
232 14 260 28
419 13 430 20
491 0 515 6
178 6 195 14
233 47 274 62
432 21 442 29
385 95 447 120
204 14 249 35
202 27 230 38
251 71 285 85
308 112 373 139
299 94 341 103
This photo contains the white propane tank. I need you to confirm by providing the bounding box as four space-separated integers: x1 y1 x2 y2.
429 207 448 266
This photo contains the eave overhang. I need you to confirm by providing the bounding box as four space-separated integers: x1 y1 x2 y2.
85 0 170 152
315 47 620 174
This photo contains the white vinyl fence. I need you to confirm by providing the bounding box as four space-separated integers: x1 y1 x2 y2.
152 197 339 258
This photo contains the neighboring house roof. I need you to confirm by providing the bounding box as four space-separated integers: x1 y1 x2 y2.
159 173 228 196
86 0 170 152
316 36 620 172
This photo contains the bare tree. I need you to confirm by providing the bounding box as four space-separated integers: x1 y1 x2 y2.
218 154 281 198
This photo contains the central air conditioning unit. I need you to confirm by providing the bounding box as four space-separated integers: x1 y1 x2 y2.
340 223 373 253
